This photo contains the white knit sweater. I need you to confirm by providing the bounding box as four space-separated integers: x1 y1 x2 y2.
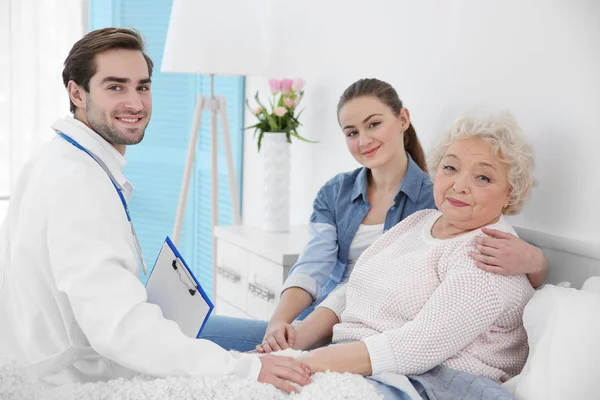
318 209 534 382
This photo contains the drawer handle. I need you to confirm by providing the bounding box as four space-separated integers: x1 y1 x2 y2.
248 282 275 302
217 266 241 283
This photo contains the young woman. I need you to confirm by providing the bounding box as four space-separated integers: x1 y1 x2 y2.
199 79 548 353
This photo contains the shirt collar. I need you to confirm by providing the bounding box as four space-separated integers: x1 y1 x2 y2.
351 152 426 204
51 116 130 189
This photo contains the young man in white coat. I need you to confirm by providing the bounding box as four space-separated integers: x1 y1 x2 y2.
0 27 311 393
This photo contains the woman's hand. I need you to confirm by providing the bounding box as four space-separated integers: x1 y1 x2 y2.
299 347 330 373
299 342 373 376
257 321 296 353
471 227 548 287
257 354 312 393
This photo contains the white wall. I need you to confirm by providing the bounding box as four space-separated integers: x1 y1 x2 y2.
243 0 600 245
0 0 85 225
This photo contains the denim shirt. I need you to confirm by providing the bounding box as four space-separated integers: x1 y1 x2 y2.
281 153 436 316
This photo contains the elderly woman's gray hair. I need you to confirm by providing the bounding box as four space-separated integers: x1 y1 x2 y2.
427 112 536 215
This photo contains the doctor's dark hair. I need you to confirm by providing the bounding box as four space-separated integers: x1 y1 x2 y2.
337 78 427 172
62 27 154 113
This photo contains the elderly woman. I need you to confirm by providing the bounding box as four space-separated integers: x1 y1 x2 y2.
279 113 537 398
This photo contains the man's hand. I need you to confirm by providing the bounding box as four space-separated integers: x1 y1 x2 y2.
257 321 296 353
257 354 312 393
471 227 548 287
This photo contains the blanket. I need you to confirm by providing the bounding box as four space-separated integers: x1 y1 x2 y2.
0 349 517 400
0 350 382 400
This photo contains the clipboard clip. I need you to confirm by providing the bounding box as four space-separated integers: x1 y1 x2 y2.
171 259 198 296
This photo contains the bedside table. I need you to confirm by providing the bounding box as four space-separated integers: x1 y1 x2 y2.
213 225 308 321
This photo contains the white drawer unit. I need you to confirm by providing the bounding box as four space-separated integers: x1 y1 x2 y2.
215 241 248 315
216 297 253 320
213 225 308 321
245 253 290 321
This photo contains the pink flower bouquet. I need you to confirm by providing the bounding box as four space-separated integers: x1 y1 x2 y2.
246 78 315 151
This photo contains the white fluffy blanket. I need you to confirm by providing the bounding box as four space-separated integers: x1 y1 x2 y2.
0 350 382 400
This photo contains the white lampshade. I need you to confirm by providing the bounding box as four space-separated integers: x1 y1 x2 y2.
162 0 270 76
161 0 401 79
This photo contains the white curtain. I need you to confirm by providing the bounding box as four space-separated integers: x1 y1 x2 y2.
0 0 85 221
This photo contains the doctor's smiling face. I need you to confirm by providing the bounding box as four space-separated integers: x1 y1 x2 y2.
68 48 152 154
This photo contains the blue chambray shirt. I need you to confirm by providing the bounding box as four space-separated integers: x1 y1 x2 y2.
281 153 436 318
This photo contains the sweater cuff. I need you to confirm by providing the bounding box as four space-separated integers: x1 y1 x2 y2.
316 297 345 319
316 286 346 318
281 273 319 301
234 353 262 381
362 334 397 375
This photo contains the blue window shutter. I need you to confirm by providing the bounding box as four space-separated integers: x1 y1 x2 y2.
89 0 245 299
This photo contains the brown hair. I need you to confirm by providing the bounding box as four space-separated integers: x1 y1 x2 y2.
62 27 154 113
337 78 427 172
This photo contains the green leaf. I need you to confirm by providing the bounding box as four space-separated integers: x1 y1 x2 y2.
290 130 318 144
294 109 304 121
254 91 268 111
288 114 302 128
244 123 260 130
258 131 267 151
265 113 279 131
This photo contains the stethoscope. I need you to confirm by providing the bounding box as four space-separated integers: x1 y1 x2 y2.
57 132 148 275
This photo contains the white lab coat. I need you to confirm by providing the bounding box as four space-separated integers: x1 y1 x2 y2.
0 116 261 386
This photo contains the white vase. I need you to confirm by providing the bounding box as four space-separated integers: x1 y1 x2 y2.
261 133 290 232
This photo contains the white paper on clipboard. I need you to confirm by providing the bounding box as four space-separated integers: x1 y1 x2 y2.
145 237 214 339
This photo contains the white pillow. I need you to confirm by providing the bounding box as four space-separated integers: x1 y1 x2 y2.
503 284 600 400
582 276 600 297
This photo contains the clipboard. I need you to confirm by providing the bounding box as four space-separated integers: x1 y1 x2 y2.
145 237 214 338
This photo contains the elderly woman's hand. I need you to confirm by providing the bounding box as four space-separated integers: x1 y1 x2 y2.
299 348 329 374
299 342 373 376
470 227 548 287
